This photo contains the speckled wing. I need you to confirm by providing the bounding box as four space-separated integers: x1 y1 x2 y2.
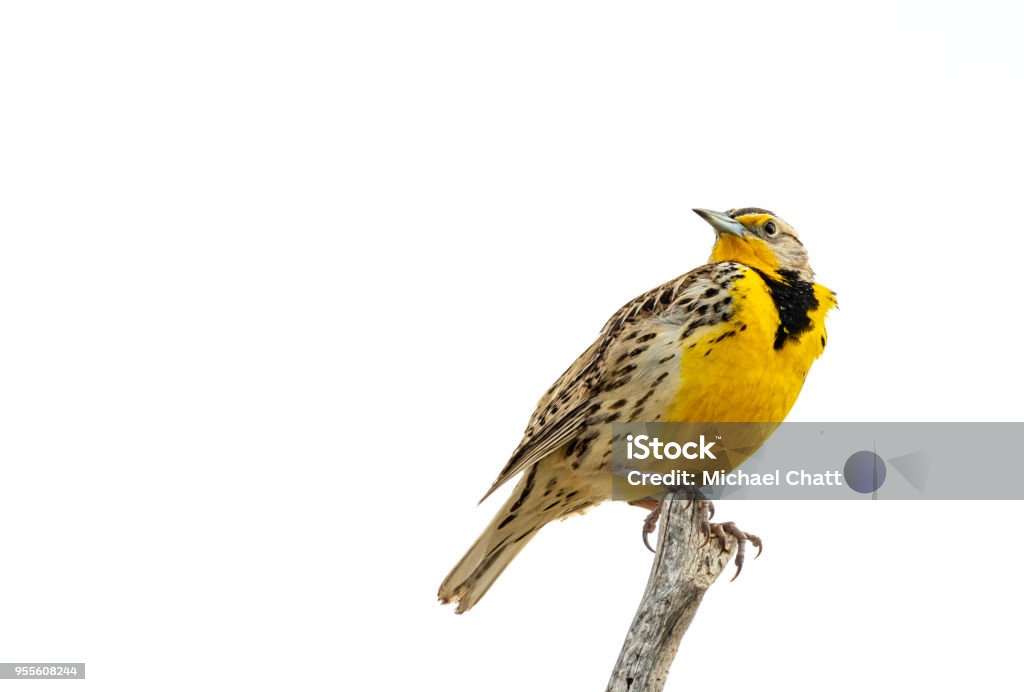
480 262 743 501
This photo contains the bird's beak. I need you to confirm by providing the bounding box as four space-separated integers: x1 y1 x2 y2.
693 209 748 238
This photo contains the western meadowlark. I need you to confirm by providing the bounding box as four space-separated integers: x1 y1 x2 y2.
439 208 836 613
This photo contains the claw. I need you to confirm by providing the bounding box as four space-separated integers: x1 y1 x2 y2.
709 524 728 555
696 519 764 581
642 522 656 553
641 500 663 553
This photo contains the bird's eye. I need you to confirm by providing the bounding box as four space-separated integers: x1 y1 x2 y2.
764 221 777 236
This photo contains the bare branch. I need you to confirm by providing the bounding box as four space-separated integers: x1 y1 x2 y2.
606 492 737 692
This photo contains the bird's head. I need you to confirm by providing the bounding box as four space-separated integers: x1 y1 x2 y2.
694 207 813 282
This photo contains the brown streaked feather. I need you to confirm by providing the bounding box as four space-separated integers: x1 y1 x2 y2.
479 264 724 502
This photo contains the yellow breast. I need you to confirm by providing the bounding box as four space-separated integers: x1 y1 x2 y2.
666 269 836 423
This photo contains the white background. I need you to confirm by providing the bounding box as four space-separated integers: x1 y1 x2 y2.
1 1 1023 690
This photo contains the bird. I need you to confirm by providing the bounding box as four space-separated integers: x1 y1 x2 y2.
438 208 836 613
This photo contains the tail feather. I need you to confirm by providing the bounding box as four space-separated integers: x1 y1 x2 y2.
439 469 548 613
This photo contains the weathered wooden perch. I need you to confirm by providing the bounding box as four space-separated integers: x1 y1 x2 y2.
606 491 737 692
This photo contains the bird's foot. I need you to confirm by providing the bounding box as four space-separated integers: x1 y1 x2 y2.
641 501 661 552
632 494 762 578
628 497 663 552
700 517 763 581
